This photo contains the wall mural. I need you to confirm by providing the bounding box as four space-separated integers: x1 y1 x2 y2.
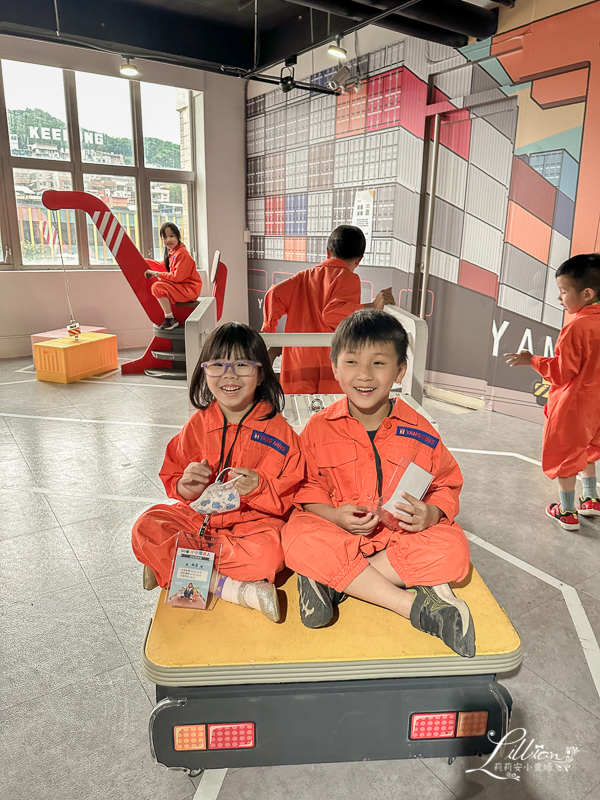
246 3 597 423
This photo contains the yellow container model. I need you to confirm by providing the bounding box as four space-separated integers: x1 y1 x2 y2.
33 332 118 384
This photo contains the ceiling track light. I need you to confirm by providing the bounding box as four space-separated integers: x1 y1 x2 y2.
120 58 139 77
327 36 347 60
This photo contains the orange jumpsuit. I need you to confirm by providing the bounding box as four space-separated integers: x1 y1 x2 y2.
531 304 600 479
148 242 202 304
282 397 470 592
261 258 363 394
132 401 304 587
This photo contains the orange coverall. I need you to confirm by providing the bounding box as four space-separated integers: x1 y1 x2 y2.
148 242 202 304
132 401 304 587
261 258 363 394
531 304 600 479
282 397 471 592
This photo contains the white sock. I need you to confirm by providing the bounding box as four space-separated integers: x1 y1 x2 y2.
213 572 259 610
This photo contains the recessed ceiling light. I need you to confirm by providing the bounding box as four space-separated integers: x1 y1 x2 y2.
120 58 139 77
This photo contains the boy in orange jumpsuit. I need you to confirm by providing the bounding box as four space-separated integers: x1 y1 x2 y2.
282 309 475 657
506 253 600 530
144 222 202 331
262 225 395 394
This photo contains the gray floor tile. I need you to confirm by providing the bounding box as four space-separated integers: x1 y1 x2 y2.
0 528 87 604
468 539 559 621
91 566 158 663
217 758 458 800
514 593 600 718
0 664 195 800
59 515 145 581
577 572 600 604
46 494 152 526
0 456 40 489
423 664 600 800
583 781 600 799
0 488 61 540
0 582 129 711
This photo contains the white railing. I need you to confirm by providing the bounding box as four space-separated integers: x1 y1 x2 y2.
185 299 428 406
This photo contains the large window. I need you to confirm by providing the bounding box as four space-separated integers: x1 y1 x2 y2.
0 60 196 269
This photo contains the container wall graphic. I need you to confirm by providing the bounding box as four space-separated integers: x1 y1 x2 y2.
246 4 598 421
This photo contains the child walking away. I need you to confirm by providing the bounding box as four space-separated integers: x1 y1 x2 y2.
144 222 202 331
262 225 395 394
506 253 600 531
132 322 304 622
282 310 475 657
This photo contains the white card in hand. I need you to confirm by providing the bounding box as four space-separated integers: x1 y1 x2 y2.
382 461 433 514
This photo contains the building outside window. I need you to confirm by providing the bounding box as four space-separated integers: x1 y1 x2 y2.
0 60 197 270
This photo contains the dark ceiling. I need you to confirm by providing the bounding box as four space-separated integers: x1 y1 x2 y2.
0 0 512 79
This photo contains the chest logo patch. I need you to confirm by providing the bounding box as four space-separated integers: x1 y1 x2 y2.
396 426 439 449
251 429 290 456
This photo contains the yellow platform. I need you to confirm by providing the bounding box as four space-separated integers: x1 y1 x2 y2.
143 567 522 686
33 332 118 384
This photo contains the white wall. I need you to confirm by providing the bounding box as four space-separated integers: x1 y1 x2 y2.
0 34 248 357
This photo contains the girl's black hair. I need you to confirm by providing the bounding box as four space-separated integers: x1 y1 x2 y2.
189 322 284 419
330 308 408 365
556 253 600 298
160 221 182 270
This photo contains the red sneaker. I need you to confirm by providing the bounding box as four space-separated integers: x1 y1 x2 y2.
545 502 580 531
578 496 600 518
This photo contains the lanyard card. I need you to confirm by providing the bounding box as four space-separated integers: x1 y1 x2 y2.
377 457 434 531
167 546 215 610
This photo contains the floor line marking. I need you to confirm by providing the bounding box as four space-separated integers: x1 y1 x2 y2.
465 530 600 701
0 379 38 386
2 486 167 504
0 412 181 429
450 448 542 467
193 769 228 800
79 379 187 389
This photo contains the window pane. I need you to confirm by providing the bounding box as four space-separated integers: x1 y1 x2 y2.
3 60 70 161
151 182 190 258
75 72 134 166
140 84 191 170
83 174 138 265
14 169 78 265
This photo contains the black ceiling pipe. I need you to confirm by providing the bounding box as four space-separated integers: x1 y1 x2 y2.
351 0 498 39
281 0 467 46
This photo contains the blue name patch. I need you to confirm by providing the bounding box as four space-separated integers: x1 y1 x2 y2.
251 430 290 456
396 426 439 449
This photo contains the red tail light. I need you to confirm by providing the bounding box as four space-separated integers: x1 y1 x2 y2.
410 712 456 739
208 722 255 749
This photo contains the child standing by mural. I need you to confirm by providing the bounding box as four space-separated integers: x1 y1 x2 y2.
144 222 202 331
506 254 600 530
261 225 395 394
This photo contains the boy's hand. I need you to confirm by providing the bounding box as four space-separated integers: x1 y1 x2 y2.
393 492 442 532
177 459 212 500
229 468 260 496
368 287 395 310
144 269 157 279
334 504 380 535
504 350 533 367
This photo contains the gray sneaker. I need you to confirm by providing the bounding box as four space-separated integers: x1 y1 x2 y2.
297 574 345 628
410 583 476 658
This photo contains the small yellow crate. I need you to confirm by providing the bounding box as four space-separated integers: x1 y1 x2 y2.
33 332 119 384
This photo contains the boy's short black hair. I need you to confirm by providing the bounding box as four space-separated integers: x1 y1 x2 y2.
327 225 366 261
556 253 600 298
189 322 283 419
330 309 408 365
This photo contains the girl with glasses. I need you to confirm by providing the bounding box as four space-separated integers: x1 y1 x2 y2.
132 322 304 622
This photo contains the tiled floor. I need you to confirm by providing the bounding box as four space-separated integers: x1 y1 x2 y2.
1 351 600 800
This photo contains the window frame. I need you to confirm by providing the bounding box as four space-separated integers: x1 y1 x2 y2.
0 62 197 270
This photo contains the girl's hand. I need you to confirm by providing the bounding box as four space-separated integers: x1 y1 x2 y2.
229 468 260 496
504 350 533 367
177 459 212 501
393 492 442 532
333 504 380 535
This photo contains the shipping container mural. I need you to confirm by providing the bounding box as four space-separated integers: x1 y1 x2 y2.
246 3 600 423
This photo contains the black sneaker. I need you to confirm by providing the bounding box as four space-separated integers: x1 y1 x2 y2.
297 574 346 628
409 583 476 658
159 317 179 331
